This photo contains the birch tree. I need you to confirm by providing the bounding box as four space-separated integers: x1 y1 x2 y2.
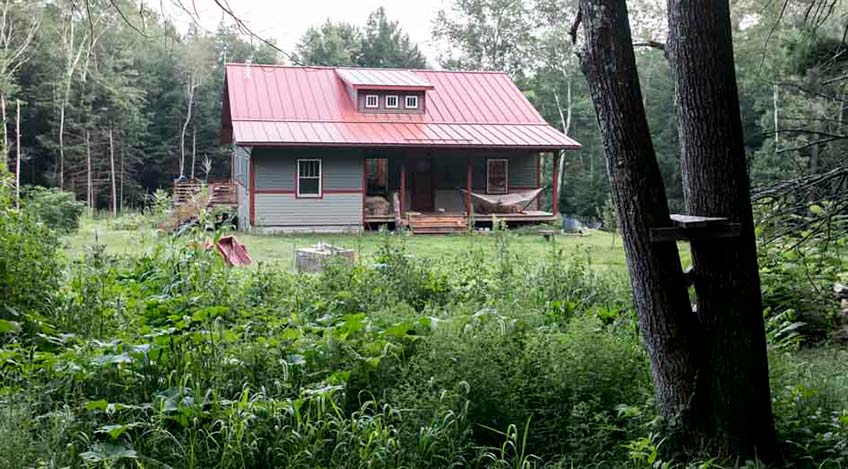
179 31 214 179
55 2 105 190
0 0 39 170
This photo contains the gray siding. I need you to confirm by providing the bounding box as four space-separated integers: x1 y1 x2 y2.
253 149 363 191
236 183 249 230
255 193 361 227
233 146 250 187
422 152 539 192
507 154 538 188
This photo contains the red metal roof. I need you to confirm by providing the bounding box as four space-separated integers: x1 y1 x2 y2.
222 64 581 150
335 68 433 90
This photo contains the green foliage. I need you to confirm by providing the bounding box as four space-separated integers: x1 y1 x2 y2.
391 316 651 464
0 203 61 340
20 185 85 234
770 348 848 467
0 211 846 467
433 0 534 77
0 218 649 468
758 207 847 341
296 8 427 68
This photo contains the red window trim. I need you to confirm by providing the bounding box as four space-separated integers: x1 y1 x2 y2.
296 158 323 199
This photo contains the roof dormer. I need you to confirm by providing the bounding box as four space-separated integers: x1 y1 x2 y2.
335 68 431 114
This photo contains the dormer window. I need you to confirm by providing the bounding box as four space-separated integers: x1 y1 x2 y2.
365 95 379 109
385 95 399 108
405 95 419 109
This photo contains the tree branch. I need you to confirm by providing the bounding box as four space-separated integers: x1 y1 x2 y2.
568 8 581 45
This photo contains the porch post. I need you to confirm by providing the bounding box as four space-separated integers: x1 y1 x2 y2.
361 156 367 227
552 151 559 216
400 158 406 217
465 155 472 215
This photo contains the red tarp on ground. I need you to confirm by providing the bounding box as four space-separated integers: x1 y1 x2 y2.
215 236 252 266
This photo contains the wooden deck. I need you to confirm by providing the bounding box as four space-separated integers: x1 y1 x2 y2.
173 180 237 207
364 210 556 232
408 213 468 234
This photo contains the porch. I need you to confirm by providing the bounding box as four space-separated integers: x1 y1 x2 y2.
362 152 559 233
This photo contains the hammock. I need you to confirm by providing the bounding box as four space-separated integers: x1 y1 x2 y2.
457 187 545 214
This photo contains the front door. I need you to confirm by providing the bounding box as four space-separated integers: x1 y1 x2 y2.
410 157 434 212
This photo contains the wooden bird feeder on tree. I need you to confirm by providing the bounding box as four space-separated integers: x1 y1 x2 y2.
650 214 741 243
651 214 742 287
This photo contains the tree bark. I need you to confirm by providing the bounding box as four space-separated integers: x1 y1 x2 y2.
190 126 196 180
1 95 6 172
180 73 196 178
667 0 779 460
86 129 91 212
15 98 20 208
119 144 124 213
576 0 699 427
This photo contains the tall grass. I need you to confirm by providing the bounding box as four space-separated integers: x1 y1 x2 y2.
0 215 845 468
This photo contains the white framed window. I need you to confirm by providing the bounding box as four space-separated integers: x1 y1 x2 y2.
385 95 399 108
405 95 419 109
365 94 379 109
297 159 322 198
486 159 509 194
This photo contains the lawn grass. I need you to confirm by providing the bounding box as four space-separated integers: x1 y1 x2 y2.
64 216 691 272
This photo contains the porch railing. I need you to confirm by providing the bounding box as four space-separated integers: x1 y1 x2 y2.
173 179 237 206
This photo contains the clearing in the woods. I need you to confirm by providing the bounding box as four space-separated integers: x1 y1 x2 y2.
66 216 685 271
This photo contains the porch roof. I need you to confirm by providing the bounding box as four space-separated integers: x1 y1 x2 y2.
222 64 581 150
230 120 578 149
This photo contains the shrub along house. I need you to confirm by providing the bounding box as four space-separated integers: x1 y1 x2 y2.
220 64 581 233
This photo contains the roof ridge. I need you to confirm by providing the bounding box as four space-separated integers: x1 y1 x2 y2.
230 118 553 126
224 62 510 75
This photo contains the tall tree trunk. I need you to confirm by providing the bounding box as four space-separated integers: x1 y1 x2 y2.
180 74 196 178
15 98 20 208
190 126 196 180
576 0 699 428
119 144 124 213
667 0 779 460
1 95 6 172
109 127 116 216
86 129 91 212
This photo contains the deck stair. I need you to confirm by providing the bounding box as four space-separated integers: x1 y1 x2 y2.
407 214 468 234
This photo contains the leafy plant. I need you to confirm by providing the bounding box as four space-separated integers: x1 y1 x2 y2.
20 185 85 234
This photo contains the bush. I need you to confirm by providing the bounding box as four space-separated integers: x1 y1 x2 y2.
0 206 61 339
389 316 652 465
758 218 847 341
21 185 85 234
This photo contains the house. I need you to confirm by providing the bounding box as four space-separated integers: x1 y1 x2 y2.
220 64 581 233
